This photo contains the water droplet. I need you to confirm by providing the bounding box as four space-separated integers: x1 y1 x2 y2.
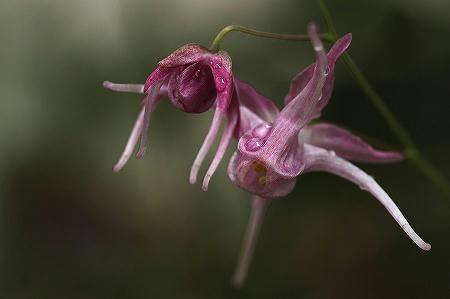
245 138 264 151
252 123 272 138
215 76 226 91
213 63 222 70
194 69 201 78
324 65 330 76
317 94 322 102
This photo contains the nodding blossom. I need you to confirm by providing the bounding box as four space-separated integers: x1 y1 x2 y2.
228 24 431 287
103 44 236 189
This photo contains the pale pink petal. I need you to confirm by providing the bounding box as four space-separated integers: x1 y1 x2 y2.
189 107 224 184
277 23 328 133
302 123 403 163
136 80 165 159
303 144 431 251
235 24 328 180
234 79 279 122
113 107 145 172
202 100 239 191
232 196 270 288
103 81 144 93
238 106 267 138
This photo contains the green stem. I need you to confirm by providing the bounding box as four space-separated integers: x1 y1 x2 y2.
316 0 450 197
210 25 331 52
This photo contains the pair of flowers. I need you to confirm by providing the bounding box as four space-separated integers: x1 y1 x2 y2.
103 24 430 285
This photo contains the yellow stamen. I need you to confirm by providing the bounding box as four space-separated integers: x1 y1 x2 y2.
253 161 265 172
258 176 267 184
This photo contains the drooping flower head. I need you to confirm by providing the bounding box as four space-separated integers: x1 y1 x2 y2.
228 23 430 287
103 44 237 189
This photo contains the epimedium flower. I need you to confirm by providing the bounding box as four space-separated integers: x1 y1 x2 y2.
103 44 237 189
228 24 430 287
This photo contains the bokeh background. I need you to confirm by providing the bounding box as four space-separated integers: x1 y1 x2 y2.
1 0 450 298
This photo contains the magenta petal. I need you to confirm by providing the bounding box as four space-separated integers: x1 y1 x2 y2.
190 107 224 184
302 123 403 163
158 43 211 68
235 79 279 122
303 144 431 251
167 61 216 113
208 51 233 112
202 100 239 191
113 107 145 172
143 66 173 92
284 33 352 119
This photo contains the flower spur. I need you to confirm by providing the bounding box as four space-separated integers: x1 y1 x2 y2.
103 44 237 189
228 23 430 287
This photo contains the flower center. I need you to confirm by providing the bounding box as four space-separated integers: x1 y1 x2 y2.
252 161 267 184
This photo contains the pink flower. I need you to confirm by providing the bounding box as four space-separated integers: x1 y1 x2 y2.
228 24 430 286
103 44 237 189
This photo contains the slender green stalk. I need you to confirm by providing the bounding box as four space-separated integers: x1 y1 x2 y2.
210 25 331 52
316 0 450 197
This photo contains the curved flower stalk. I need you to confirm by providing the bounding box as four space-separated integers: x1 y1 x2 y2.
103 44 235 188
228 24 430 287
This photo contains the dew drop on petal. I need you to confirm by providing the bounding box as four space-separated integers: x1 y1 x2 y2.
252 123 272 138
194 69 201 78
215 76 227 91
213 63 222 70
245 138 264 151
324 65 330 76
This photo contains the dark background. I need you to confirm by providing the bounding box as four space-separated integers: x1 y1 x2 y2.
1 0 449 298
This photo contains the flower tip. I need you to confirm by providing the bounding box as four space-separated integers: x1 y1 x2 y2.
103 81 112 88
135 148 146 159
307 22 318 33
189 166 199 184
202 175 211 191
112 165 122 173
422 242 431 251
231 276 244 289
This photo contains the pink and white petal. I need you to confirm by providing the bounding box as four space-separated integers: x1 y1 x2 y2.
234 79 279 122
209 51 233 112
302 123 403 163
303 144 431 251
158 43 211 68
189 106 225 184
278 24 328 130
284 33 352 119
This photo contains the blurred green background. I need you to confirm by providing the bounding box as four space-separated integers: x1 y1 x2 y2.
1 0 450 298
